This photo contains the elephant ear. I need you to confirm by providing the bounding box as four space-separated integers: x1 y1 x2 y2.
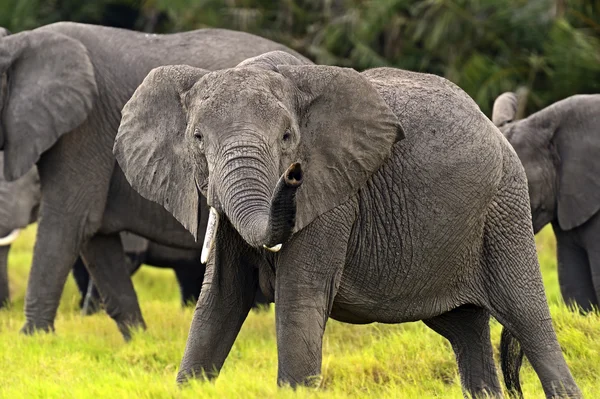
492 92 518 127
550 96 600 230
0 30 98 181
278 65 405 232
114 65 209 240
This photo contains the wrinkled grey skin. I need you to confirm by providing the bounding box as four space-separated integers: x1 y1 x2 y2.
493 93 600 313
0 158 205 311
115 51 581 398
0 22 304 338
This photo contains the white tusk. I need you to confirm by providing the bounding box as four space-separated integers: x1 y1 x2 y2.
200 208 220 264
0 229 21 246
263 243 282 252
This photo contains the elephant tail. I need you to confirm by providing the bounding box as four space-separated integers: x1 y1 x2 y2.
500 327 524 398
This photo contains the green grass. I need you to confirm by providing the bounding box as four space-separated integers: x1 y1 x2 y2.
0 225 598 398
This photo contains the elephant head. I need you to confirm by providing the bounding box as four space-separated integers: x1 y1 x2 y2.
493 92 600 233
0 27 98 181
114 51 404 256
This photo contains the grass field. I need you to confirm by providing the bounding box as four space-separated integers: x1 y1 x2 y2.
0 225 598 398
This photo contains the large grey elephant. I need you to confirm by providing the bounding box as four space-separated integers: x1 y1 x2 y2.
492 93 600 313
114 51 581 398
0 22 303 338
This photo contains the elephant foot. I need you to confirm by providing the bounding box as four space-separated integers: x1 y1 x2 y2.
251 302 271 312
116 317 147 342
20 320 55 335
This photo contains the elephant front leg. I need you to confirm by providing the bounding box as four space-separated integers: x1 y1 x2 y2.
177 220 259 383
274 207 351 387
21 210 90 334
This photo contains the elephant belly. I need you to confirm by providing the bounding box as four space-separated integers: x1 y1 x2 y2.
99 166 201 249
330 138 497 324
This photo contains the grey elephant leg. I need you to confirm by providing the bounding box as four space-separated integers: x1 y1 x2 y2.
554 229 597 313
483 188 581 398
423 305 502 398
173 266 203 307
274 209 349 387
0 246 10 308
21 211 87 333
583 248 600 312
81 233 145 340
177 220 258 383
21 134 114 334
72 256 102 315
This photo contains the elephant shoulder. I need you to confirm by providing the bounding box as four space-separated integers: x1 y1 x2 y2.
363 67 480 116
363 68 496 153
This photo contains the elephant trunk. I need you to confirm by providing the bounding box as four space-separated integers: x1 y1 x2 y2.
214 143 302 249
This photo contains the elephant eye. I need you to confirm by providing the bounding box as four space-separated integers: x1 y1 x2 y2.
282 128 292 142
194 128 203 140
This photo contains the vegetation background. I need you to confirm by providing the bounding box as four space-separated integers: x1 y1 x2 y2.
1 0 599 116
1 0 599 397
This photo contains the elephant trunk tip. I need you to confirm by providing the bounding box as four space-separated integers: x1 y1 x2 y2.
284 163 303 188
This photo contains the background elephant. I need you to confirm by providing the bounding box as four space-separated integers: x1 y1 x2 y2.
0 155 204 311
0 22 303 338
114 51 581 398
492 93 600 313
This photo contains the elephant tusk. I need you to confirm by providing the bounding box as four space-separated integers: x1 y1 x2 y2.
0 229 21 246
200 207 220 264
263 243 282 252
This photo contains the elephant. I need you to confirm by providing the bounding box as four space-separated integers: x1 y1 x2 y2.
113 51 581 398
0 22 304 338
492 93 600 313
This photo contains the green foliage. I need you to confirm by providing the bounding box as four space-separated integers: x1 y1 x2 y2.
0 226 599 398
1 0 599 115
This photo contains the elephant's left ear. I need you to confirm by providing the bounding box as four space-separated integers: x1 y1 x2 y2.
278 65 405 232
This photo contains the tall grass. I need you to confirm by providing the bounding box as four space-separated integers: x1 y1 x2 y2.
0 225 598 398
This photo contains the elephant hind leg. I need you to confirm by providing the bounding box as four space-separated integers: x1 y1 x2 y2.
480 177 581 398
424 305 502 398
554 228 598 313
173 266 203 307
81 233 146 340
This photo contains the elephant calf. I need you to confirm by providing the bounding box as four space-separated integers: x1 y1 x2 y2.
114 51 581 398
493 92 600 313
